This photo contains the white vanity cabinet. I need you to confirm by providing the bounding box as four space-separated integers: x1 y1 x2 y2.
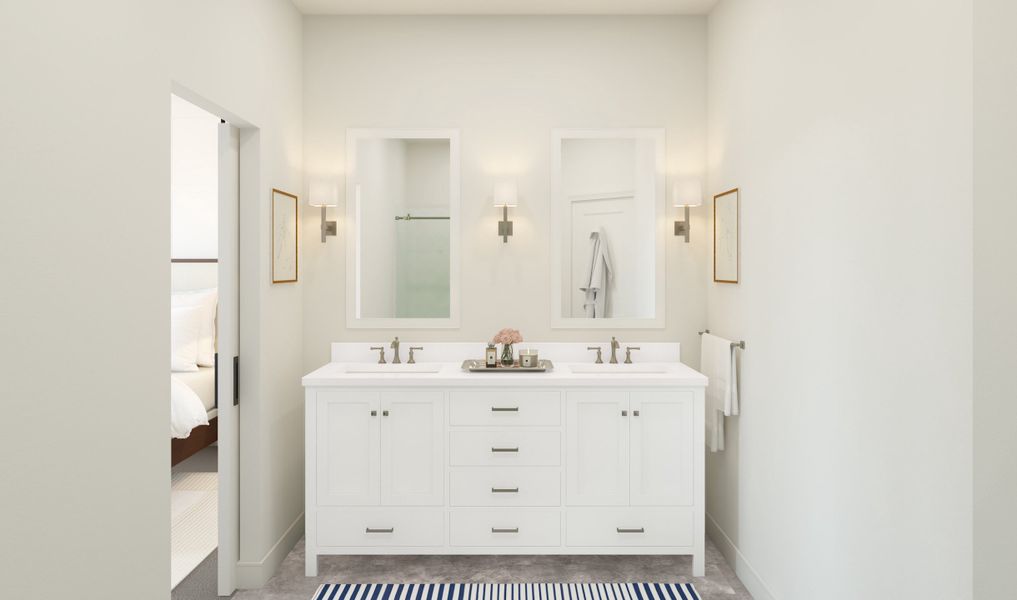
304 358 706 578
314 389 444 506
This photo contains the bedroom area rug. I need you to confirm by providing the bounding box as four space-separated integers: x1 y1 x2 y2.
170 470 218 589
311 583 701 600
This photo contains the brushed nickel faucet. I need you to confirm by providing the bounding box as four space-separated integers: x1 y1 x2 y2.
624 346 640 364
370 346 387 364
390 336 401 364
609 336 621 364
587 346 604 364
408 346 423 364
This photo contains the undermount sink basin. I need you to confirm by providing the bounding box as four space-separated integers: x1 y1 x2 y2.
568 363 672 374
344 363 443 374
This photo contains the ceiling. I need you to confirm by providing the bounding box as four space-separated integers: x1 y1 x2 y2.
291 0 719 16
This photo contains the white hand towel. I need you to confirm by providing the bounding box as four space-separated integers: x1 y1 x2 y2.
701 332 740 452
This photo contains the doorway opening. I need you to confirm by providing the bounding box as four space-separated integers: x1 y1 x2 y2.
169 92 241 597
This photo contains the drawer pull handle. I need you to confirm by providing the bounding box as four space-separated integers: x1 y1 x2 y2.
491 407 519 412
491 487 519 493
491 527 519 533
616 527 645 534
491 447 520 453
365 527 394 534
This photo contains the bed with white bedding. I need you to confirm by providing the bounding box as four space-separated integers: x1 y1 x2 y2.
170 284 219 466
171 367 216 438
173 366 217 414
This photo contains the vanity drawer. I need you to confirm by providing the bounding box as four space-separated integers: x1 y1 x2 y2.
450 430 561 466
450 467 561 506
565 507 694 547
450 509 561 547
316 507 444 547
450 391 561 426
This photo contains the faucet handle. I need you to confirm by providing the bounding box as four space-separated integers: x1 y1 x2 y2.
587 346 604 364
370 346 386 364
624 346 640 364
408 346 423 364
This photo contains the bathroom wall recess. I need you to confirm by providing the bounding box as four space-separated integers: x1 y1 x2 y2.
301 16 709 370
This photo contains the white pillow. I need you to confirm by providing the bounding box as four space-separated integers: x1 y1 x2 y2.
171 305 202 372
171 288 217 367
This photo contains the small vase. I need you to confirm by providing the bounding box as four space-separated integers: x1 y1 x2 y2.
500 343 514 367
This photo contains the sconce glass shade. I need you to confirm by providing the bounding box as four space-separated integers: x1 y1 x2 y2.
492 181 519 207
673 179 703 208
309 181 339 207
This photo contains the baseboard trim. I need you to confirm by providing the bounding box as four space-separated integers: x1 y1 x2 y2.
705 512 778 600
236 511 304 589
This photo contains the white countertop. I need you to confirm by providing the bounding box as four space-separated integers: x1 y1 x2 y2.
302 361 708 388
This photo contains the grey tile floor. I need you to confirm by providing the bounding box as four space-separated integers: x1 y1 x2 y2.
231 538 752 600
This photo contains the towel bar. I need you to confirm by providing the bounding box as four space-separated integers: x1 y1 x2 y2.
698 329 746 350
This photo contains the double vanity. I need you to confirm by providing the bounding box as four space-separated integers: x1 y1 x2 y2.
302 343 708 577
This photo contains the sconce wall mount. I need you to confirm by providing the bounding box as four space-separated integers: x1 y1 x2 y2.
309 181 339 243
493 181 518 243
673 179 703 244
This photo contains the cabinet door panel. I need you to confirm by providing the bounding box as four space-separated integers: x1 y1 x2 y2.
316 391 380 506
381 391 444 506
630 391 694 506
566 391 629 505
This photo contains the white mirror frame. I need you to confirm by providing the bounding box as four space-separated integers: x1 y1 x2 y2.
345 128 461 329
550 128 666 329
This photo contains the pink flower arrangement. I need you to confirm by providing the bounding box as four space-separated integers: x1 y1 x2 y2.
492 328 523 345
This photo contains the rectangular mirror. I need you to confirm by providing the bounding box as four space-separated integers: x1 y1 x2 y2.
346 129 460 328
550 129 665 328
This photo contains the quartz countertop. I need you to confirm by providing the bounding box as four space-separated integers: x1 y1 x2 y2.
302 361 708 388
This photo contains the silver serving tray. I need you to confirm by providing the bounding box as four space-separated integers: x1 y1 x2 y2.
462 359 554 373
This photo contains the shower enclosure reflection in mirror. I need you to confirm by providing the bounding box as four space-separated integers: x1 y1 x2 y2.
344 129 461 329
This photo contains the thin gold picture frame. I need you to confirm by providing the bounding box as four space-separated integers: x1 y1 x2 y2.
271 188 299 284
713 188 739 284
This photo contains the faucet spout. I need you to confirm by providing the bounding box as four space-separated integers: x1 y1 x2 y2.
390 337 401 364
609 336 620 364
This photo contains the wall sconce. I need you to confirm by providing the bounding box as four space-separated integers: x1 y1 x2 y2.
309 181 338 243
493 181 518 243
673 179 703 243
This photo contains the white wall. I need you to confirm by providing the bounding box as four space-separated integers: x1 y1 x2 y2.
0 0 303 597
302 16 708 368
704 1 973 599
973 0 1017 597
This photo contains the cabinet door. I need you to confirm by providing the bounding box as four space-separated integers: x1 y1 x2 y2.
630 390 694 506
380 391 444 506
566 391 629 505
317 391 380 506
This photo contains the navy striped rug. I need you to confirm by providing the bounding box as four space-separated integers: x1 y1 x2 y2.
312 583 700 600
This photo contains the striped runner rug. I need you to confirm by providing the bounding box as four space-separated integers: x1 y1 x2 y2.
312 583 700 600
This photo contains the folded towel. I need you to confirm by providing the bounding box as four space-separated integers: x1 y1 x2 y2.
701 332 740 452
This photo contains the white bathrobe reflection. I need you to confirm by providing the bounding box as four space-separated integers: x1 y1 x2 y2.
580 228 613 318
